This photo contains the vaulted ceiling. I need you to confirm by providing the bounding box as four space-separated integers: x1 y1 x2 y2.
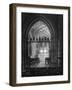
28 20 51 40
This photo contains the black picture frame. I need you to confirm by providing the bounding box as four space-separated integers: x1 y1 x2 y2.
9 3 70 86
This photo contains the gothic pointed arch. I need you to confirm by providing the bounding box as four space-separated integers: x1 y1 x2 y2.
24 16 56 67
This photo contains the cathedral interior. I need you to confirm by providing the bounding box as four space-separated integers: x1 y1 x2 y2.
21 13 63 77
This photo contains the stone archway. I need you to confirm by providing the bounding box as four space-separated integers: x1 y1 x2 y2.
27 19 55 67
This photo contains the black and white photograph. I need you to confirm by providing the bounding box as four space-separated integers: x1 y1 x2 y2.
21 13 63 77
9 3 70 86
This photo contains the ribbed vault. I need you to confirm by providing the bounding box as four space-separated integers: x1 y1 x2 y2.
28 20 51 41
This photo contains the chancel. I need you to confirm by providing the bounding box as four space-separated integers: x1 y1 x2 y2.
28 21 51 67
